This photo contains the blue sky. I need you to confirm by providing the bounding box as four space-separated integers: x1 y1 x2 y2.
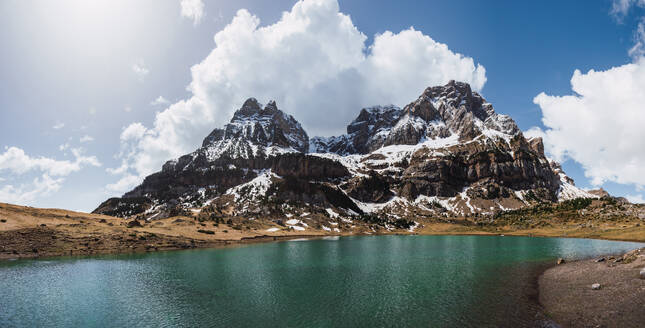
1 0 645 211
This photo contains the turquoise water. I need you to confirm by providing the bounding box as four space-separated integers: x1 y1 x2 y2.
0 235 642 327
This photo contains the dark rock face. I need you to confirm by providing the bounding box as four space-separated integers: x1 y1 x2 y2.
268 177 363 215
397 136 559 200
93 197 152 218
270 154 349 180
346 171 393 203
94 81 580 219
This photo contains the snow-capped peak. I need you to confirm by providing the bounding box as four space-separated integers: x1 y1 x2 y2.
166 99 309 171
311 81 520 156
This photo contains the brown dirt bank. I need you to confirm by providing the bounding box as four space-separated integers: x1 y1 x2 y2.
2 201 645 260
0 202 340 260
539 249 645 328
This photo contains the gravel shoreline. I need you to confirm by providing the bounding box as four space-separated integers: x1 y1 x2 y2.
539 248 645 327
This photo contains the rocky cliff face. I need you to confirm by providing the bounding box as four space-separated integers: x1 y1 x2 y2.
95 81 594 223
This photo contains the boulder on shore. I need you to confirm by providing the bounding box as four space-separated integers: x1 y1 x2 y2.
591 283 601 290
557 258 565 265
622 249 640 264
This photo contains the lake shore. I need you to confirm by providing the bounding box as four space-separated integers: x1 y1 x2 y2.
539 248 645 328
3 222 644 261
2 201 645 260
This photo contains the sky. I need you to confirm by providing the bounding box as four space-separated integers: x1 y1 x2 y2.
2 0 645 211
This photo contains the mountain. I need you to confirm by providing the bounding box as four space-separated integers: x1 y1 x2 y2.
94 81 597 227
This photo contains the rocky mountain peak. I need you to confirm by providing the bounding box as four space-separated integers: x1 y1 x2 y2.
243 97 261 107
233 98 279 118
265 100 278 111
422 80 488 118
402 80 518 142
201 99 308 154
313 81 521 155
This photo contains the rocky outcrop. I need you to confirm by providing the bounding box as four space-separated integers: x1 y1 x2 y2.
270 154 349 180
346 171 393 203
396 136 559 200
588 188 610 198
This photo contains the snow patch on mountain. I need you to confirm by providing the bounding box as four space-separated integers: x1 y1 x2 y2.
549 161 599 201
556 173 599 201
226 170 279 202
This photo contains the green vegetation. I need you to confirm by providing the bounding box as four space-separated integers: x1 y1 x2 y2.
488 197 631 229
358 213 415 229
557 197 592 211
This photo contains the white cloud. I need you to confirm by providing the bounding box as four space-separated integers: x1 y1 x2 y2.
120 123 148 141
531 58 645 187
132 61 149 81
79 135 94 143
106 161 129 176
52 122 65 130
629 18 645 59
0 147 101 205
181 0 205 26
0 174 63 205
610 0 645 59
359 28 486 107
0 146 101 177
124 105 132 112
611 0 645 19
626 194 645 203
150 96 169 106
110 0 487 193
105 174 141 194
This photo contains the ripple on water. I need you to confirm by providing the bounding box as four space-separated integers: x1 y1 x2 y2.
0 235 642 327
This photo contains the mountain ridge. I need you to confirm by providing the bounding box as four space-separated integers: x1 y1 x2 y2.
94 81 599 231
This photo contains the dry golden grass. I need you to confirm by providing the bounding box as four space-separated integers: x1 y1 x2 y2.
0 202 335 259
1 201 643 260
